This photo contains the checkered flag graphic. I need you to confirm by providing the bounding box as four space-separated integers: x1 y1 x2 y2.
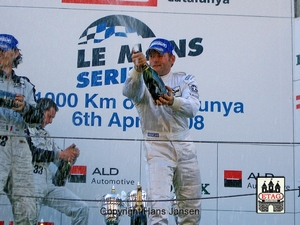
79 23 137 45
78 15 156 45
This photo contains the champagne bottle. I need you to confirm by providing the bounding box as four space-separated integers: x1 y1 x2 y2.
130 183 147 225
132 45 168 101
0 90 17 108
52 146 75 186
52 159 71 186
141 64 169 101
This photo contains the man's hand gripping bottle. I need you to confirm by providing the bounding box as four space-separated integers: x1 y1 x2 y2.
133 45 169 101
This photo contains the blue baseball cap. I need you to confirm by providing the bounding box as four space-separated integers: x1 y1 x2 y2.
0 34 18 51
146 38 174 55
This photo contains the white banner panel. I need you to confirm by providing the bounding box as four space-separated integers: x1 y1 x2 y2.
0 1 296 225
295 18 300 81
0 0 293 17
0 7 294 142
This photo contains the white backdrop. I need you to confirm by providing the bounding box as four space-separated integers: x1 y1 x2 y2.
0 0 297 224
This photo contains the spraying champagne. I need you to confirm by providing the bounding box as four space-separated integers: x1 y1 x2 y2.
133 45 168 101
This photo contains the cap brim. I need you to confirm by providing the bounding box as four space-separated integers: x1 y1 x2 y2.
0 48 10 51
146 48 165 55
0 43 11 51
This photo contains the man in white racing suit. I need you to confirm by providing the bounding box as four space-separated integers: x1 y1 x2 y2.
123 38 201 225
26 98 89 225
0 34 43 225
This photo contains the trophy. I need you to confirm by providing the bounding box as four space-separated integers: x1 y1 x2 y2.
101 186 125 225
127 183 147 225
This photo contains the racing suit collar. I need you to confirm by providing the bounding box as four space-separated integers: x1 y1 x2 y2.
11 70 21 83
1 70 20 83
160 71 172 83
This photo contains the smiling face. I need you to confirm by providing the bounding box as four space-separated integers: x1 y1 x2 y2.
148 50 175 76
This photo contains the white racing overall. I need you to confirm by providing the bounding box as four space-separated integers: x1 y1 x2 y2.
27 127 89 225
0 71 38 225
123 69 202 225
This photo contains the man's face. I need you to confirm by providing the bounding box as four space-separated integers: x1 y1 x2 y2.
148 50 175 76
0 48 18 69
42 107 56 128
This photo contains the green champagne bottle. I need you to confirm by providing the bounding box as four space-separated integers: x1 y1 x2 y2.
52 148 73 187
52 159 71 186
132 45 168 101
141 63 168 101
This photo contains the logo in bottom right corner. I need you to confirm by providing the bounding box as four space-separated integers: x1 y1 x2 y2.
256 176 285 214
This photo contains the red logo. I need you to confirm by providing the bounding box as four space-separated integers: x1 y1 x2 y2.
258 193 284 201
62 0 157 6
224 170 242 188
69 165 87 183
296 95 300 109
